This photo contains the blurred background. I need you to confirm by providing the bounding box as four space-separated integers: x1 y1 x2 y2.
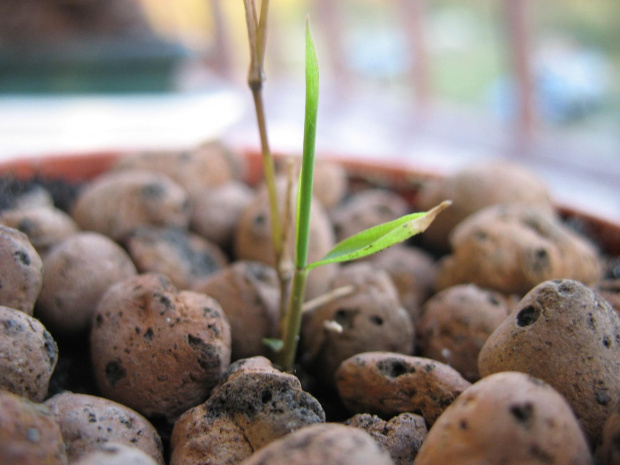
0 0 618 219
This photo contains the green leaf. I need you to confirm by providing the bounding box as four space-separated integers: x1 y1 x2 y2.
307 201 451 270
263 338 284 353
295 18 320 269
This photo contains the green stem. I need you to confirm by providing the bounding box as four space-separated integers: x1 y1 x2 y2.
277 268 308 371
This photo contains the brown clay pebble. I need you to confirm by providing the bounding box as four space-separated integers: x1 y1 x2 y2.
330 188 409 242
301 262 414 386
189 181 254 249
90 273 231 422
436 204 603 295
113 141 245 195
73 443 159 465
235 176 336 299
170 356 325 465
416 284 512 382
125 226 228 290
368 244 438 325
0 206 79 255
44 392 164 464
478 279 620 447
413 372 592 465
311 160 349 210
36 232 137 335
72 170 191 242
345 413 427 465
0 225 43 315
335 351 471 426
192 260 280 361
417 161 552 252
0 306 58 402
0 389 68 465
239 423 395 465
595 400 620 465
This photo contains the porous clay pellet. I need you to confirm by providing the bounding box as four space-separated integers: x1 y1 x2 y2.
368 244 437 325
0 206 79 255
73 443 159 465
125 226 228 290
302 262 414 386
436 204 603 295
170 356 325 465
0 389 68 465
335 351 470 426
0 225 43 315
36 232 137 335
90 273 231 422
345 413 427 465
44 392 164 464
417 161 552 252
478 279 620 446
113 142 245 195
189 181 254 250
416 284 512 381
0 306 58 402
72 170 190 241
414 372 592 465
192 260 280 361
239 423 395 465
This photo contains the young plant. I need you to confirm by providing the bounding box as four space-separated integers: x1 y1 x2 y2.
275 21 450 371
242 3 449 371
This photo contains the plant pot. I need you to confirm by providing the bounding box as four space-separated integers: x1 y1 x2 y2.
0 147 619 465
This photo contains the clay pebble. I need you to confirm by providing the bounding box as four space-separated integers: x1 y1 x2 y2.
193 260 280 361
90 273 231 422
0 225 43 315
44 392 164 464
189 181 254 250
0 306 58 402
113 142 246 194
345 412 427 465
436 204 603 295
72 170 191 242
416 284 512 381
413 372 592 465
170 356 325 465
73 443 159 465
335 351 471 426
125 226 228 290
417 161 552 252
36 231 137 335
239 423 395 465
368 244 437 325
0 206 79 255
478 278 620 446
302 262 414 386
0 389 68 465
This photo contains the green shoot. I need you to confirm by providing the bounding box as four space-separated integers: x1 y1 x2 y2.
277 19 319 370
275 19 451 371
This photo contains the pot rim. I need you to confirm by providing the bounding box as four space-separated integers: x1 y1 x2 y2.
1 149 618 256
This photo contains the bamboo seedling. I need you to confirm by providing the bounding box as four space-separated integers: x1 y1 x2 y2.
243 6 450 372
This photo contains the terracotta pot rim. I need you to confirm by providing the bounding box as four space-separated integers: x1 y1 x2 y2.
1 149 618 256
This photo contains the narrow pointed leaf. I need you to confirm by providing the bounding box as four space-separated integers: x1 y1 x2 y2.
295 18 320 269
307 201 451 270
